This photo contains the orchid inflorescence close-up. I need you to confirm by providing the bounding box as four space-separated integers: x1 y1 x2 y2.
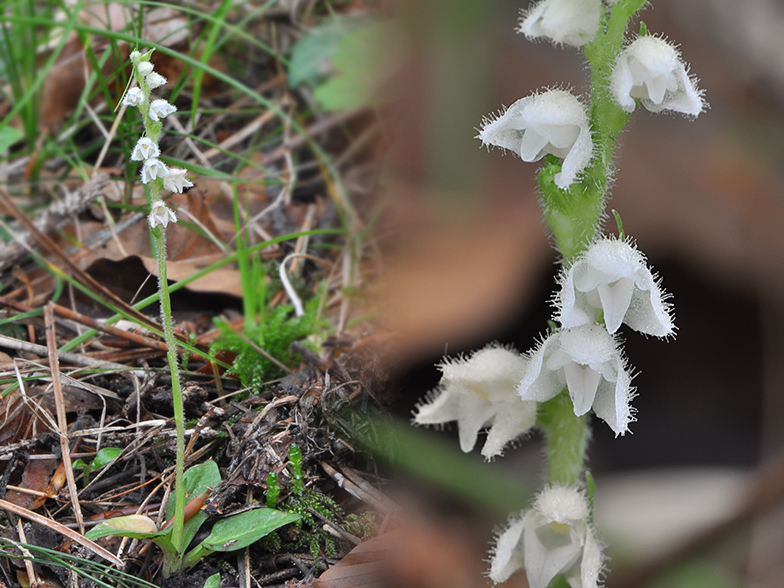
413 1 704 586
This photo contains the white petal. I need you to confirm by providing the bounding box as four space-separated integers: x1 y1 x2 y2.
591 361 634 435
457 393 497 453
562 362 601 416
412 386 461 425
518 0 602 47
611 35 704 116
441 346 526 392
579 527 603 588
482 399 537 459
596 278 635 334
146 72 168 90
489 515 526 583
518 334 564 403
524 511 582 588
519 128 551 162
137 61 153 77
555 122 592 189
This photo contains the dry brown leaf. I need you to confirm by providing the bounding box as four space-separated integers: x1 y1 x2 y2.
137 256 243 297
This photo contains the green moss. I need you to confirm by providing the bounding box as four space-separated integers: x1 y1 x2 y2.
210 295 326 391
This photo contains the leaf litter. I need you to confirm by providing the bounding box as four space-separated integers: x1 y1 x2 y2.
0 1 402 586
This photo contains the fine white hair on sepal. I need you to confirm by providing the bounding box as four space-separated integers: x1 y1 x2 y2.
610 34 706 117
477 89 593 190
487 486 604 587
412 343 537 460
517 0 603 48
554 235 675 338
518 325 636 436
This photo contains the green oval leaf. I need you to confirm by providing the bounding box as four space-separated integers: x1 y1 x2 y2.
93 447 123 469
200 509 300 552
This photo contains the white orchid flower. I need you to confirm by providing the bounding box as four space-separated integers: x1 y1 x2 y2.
518 325 634 436
490 486 603 588
610 35 704 116
163 168 194 194
146 72 168 90
413 345 537 460
518 0 602 48
148 99 176 122
148 200 177 229
130 137 160 161
555 236 675 337
141 158 169 184
136 61 154 77
122 87 145 108
478 89 593 190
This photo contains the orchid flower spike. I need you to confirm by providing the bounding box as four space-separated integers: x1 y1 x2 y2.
490 486 603 587
518 0 602 48
478 89 592 190
518 325 634 436
555 236 675 337
148 200 177 229
610 35 704 116
413 345 537 460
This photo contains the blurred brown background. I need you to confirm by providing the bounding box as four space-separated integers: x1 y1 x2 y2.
370 1 784 587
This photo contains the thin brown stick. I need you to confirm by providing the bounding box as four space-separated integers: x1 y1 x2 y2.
0 333 128 370
16 519 38 587
44 303 85 535
52 302 189 356
0 498 124 567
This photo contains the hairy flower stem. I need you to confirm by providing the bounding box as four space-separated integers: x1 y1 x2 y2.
534 1 644 486
129 50 185 550
153 226 185 550
538 389 589 487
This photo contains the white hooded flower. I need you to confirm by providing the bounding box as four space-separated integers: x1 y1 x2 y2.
148 200 177 229
555 236 674 337
130 137 160 161
518 325 634 436
163 168 194 193
140 158 169 184
478 90 592 190
145 71 168 90
490 486 602 588
518 0 602 48
148 99 176 122
610 35 704 116
122 87 145 107
136 61 154 77
413 345 537 460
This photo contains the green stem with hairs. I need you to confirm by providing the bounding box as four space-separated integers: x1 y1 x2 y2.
536 0 647 486
538 390 589 487
153 226 186 553
129 49 185 551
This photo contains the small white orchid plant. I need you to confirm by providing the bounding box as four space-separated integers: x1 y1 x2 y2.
413 1 704 586
122 49 193 551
